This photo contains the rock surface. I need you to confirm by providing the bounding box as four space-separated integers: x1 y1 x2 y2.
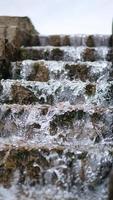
0 16 39 61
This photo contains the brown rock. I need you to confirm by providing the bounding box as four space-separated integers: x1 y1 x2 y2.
0 16 39 61
65 63 89 81
85 83 96 96
62 35 70 46
51 48 64 60
86 35 95 47
50 109 85 135
82 48 96 61
28 62 49 81
11 84 37 104
0 147 50 187
49 35 61 46
91 112 101 123
107 49 113 62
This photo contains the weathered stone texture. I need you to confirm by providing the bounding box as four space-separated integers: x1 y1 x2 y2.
0 16 39 61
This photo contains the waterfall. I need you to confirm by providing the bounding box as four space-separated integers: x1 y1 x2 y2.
38 34 111 47
0 33 113 200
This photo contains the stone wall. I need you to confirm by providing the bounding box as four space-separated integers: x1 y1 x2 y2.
0 16 39 61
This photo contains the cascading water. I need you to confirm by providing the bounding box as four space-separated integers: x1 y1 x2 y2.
0 34 113 200
39 34 111 47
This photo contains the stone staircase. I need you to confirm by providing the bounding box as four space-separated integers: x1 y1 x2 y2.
0 33 113 200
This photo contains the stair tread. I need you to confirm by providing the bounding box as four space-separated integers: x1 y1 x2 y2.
0 102 112 112
11 59 112 64
22 45 111 49
0 140 110 152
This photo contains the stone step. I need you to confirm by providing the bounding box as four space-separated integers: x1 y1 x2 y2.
0 141 111 200
0 102 112 199
19 46 110 62
0 16 112 200
9 60 111 82
0 103 112 143
0 78 112 105
38 34 111 47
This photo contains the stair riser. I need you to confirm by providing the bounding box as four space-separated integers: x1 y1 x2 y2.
0 104 112 141
9 60 111 82
0 144 111 200
19 47 109 62
39 35 112 47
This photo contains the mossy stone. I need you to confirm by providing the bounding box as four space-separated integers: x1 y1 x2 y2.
65 63 89 81
86 35 95 47
19 48 43 60
27 62 49 82
51 48 63 60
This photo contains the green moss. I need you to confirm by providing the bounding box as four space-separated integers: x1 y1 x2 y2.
19 48 29 60
19 48 43 60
